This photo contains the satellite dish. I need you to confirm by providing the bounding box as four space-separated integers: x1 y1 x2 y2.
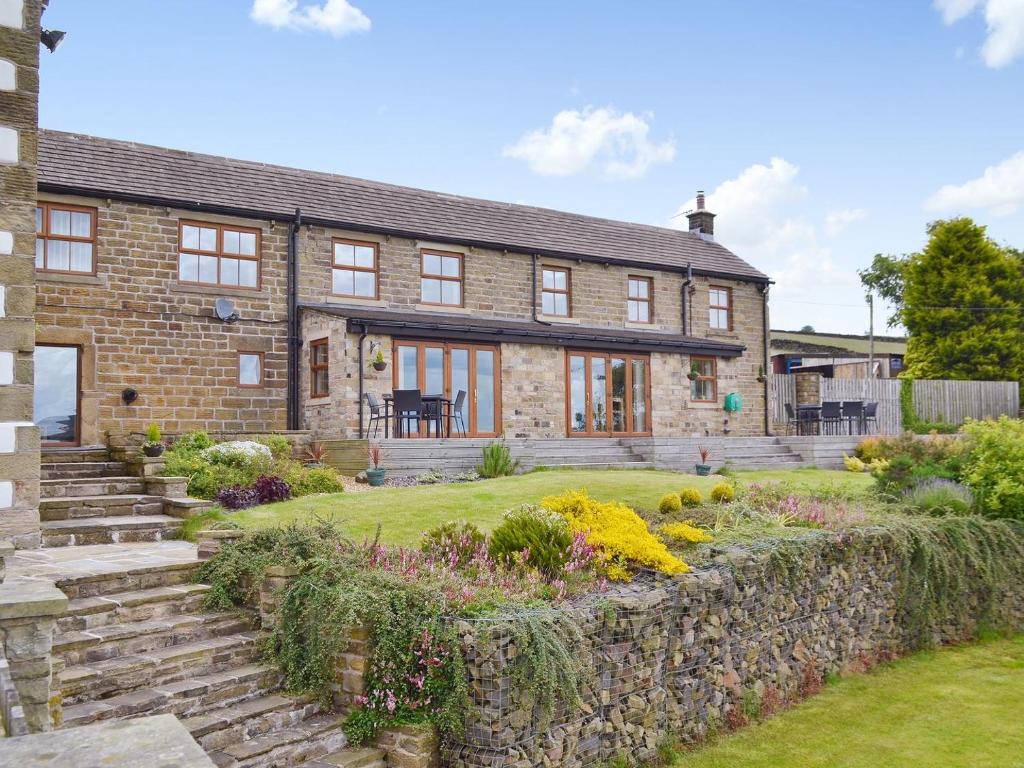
214 298 239 323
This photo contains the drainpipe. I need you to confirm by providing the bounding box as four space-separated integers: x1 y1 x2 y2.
286 208 302 431
760 283 771 436
531 254 551 326
358 323 368 439
681 262 693 335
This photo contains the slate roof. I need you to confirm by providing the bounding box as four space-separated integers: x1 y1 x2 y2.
37 130 768 282
302 303 747 357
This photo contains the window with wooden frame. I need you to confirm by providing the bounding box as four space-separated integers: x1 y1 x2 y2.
35 203 97 274
310 339 329 398
541 267 571 317
627 276 653 323
238 352 264 387
332 239 378 298
178 221 260 289
690 356 717 402
420 250 463 306
709 286 732 330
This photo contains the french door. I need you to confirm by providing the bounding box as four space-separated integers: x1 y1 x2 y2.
566 351 650 436
393 341 501 437
34 344 81 446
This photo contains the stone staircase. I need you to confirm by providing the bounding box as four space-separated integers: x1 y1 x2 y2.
50 555 384 768
39 447 183 547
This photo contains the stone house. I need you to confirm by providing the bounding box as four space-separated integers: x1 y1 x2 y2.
32 130 771 448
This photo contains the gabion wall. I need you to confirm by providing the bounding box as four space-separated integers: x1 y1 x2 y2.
443 530 1024 767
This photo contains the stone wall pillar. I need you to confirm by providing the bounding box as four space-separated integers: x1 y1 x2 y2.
794 372 821 406
0 578 68 733
0 0 42 549
258 564 298 633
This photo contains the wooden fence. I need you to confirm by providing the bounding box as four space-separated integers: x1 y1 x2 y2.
771 375 1019 435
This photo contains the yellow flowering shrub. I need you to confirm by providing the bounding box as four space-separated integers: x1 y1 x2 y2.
679 487 703 507
541 489 689 580
659 493 683 514
709 482 736 503
843 453 868 473
661 521 713 545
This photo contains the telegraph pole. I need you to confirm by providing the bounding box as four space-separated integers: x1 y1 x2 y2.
868 294 876 378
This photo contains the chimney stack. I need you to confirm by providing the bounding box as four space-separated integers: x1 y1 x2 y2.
686 190 716 239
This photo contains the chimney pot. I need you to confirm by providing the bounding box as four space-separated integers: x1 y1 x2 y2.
686 189 716 239
696 190 705 211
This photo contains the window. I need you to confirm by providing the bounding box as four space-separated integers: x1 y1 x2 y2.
627 276 652 323
238 352 263 387
310 339 329 397
420 250 463 306
690 356 717 402
332 239 378 298
179 221 260 289
36 203 96 274
709 286 732 330
542 267 571 317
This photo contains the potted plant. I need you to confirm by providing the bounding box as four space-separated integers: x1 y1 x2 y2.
304 442 326 467
695 444 712 476
687 362 700 382
371 349 387 372
141 422 165 457
756 365 767 384
366 444 386 487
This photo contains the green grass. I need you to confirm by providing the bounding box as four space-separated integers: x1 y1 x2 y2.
203 467 866 546
676 636 1024 768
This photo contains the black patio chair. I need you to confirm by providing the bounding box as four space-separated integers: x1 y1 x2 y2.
364 393 391 438
863 402 879 433
842 401 865 435
392 388 423 438
444 390 468 437
783 403 799 435
421 395 445 437
820 401 843 435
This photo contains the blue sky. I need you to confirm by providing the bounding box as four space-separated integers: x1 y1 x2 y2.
38 1 1024 334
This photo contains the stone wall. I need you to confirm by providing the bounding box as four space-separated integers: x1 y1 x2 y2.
0 0 41 548
444 530 1024 767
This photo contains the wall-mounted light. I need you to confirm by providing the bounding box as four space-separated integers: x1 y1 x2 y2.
121 388 139 405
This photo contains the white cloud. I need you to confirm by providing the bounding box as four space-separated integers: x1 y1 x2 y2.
503 107 676 179
824 208 868 236
924 150 1024 216
671 159 864 332
934 0 1024 68
250 0 370 37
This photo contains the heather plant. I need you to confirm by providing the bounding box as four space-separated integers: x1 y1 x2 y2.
489 505 580 580
420 521 487 568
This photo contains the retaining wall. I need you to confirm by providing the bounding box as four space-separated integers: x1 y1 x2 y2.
443 530 1024 767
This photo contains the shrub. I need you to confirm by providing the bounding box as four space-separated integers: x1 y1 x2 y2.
289 466 344 496
253 475 291 504
489 505 574 579
661 521 713 545
145 422 161 443
961 417 1024 520
679 487 703 507
421 521 486 568
710 482 736 503
854 437 885 462
478 442 520 478
256 434 294 460
217 484 260 510
658 493 683 514
541 489 688 580
903 478 975 516
171 430 213 453
202 440 274 467
874 454 957 498
843 454 867 473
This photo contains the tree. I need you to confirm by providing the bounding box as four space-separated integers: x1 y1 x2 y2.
799 325 815 333
899 218 1024 383
859 252 907 327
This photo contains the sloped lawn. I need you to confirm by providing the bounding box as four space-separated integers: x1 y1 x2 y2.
675 636 1024 768
192 468 871 545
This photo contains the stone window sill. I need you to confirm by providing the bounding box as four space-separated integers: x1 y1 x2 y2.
170 284 270 300
37 272 104 287
326 296 387 308
414 304 474 315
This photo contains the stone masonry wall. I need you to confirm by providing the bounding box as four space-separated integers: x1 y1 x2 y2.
0 0 41 547
444 531 1024 767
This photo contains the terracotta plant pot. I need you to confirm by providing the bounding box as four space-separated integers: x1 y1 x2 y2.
366 468 386 487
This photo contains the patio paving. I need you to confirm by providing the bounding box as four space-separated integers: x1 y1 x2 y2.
7 541 199 582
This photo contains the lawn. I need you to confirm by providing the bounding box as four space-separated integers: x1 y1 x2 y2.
198 467 872 545
675 636 1024 768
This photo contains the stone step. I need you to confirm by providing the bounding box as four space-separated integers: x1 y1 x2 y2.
40 446 111 464
58 583 213 633
207 712 348 768
60 631 260 705
184 693 320 751
41 461 131 480
40 494 165 521
61 662 282 728
57 560 201 600
41 514 183 547
55 611 256 666
40 477 148 499
306 747 387 768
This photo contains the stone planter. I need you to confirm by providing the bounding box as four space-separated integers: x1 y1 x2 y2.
196 529 244 560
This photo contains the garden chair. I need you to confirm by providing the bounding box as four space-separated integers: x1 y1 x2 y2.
364 392 391 438
392 388 424 438
842 401 865 435
783 402 799 435
820 401 843 435
864 402 879 433
444 390 468 437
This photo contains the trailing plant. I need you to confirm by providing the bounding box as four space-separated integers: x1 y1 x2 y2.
660 521 713 545
478 441 520 478
900 378 957 434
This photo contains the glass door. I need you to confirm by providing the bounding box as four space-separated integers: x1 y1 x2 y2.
566 351 650 437
34 344 81 446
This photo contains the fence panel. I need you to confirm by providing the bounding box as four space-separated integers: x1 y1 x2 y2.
821 378 902 434
770 374 796 426
913 380 1020 425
